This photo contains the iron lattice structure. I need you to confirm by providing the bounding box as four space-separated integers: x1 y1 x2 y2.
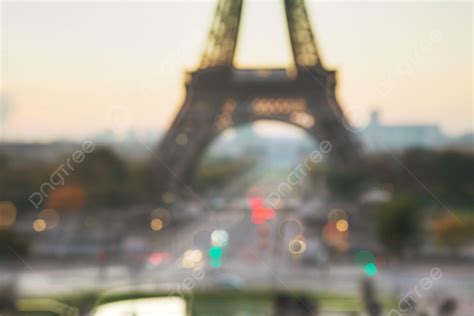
155 0 361 194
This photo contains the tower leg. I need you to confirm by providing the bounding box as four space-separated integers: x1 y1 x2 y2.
154 92 226 196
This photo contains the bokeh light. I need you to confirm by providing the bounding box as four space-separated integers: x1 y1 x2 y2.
150 218 164 231
211 230 229 247
336 219 349 232
249 196 275 225
0 201 17 229
355 250 379 276
148 252 171 266
288 237 306 255
33 219 47 232
209 246 224 269
323 221 348 251
181 249 203 269
364 262 378 277
209 246 223 259
324 208 350 251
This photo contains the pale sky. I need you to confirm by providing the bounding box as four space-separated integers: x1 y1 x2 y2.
1 0 472 141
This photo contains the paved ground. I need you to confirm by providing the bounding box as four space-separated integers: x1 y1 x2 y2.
4 162 474 315
6 204 474 315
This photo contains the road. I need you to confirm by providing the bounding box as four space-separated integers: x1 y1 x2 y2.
4 160 474 315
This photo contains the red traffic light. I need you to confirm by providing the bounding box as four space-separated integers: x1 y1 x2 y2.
249 196 275 225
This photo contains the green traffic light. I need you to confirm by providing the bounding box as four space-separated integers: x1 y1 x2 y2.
210 258 222 268
209 246 223 269
209 246 223 259
364 262 378 276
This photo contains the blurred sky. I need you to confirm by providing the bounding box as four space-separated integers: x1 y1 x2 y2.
1 0 472 141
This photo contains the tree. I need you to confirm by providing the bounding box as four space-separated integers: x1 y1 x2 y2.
123 159 155 204
0 154 54 209
70 147 127 207
0 230 29 260
325 166 371 199
376 195 423 256
401 149 474 206
431 214 474 250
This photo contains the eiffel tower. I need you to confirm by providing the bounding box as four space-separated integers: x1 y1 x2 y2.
155 0 361 195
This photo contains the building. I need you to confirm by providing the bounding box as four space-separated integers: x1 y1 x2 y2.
361 111 446 151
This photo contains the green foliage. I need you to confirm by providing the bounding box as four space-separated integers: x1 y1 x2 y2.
196 157 257 191
0 147 154 209
376 195 423 256
69 147 127 207
122 159 155 204
0 154 55 208
0 230 29 260
366 149 474 208
401 149 474 205
326 167 371 199
431 214 474 249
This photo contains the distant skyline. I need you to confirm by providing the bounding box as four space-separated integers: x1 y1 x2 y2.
1 0 472 141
